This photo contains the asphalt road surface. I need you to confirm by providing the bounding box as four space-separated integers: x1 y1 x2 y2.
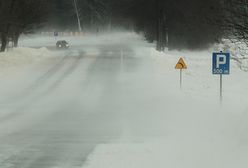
0 39 160 168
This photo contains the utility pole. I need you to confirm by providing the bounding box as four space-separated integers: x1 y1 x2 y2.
73 0 82 32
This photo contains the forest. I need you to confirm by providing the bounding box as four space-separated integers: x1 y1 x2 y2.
0 0 247 51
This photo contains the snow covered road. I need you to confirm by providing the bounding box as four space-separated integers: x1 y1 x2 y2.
0 33 248 168
0 39 138 167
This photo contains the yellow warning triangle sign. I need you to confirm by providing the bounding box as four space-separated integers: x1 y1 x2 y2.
175 58 187 69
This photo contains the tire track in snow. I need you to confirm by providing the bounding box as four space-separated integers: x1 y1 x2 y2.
40 54 84 95
0 44 126 168
0 52 84 123
3 52 71 104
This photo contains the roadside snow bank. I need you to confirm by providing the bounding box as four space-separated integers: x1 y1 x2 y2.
0 47 52 69
82 47 248 168
82 138 246 168
150 48 248 105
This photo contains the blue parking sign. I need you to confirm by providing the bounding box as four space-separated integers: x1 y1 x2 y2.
212 52 230 75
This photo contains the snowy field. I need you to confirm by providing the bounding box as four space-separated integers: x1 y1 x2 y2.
82 48 248 168
82 43 248 168
0 32 248 168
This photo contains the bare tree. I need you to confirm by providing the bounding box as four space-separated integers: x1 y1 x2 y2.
0 0 50 52
223 0 248 44
0 0 17 51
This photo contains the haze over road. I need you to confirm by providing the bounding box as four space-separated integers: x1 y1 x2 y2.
0 34 160 168
1 33 248 168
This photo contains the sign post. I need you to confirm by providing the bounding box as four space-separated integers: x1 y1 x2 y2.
212 52 230 105
54 31 58 40
54 31 58 37
180 69 182 89
175 58 187 90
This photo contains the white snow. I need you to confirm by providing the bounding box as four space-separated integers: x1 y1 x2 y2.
1 32 248 168
214 39 248 71
0 47 52 69
82 39 248 168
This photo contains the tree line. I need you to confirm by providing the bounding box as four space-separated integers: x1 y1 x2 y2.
1 0 248 52
0 0 51 52
112 0 225 50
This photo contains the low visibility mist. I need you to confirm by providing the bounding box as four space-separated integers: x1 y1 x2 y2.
1 0 246 51
1 0 248 168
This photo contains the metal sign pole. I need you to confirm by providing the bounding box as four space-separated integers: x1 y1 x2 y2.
180 69 182 90
175 58 187 90
220 74 223 105
212 52 230 106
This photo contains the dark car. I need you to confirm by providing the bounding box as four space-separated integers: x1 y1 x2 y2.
56 40 69 49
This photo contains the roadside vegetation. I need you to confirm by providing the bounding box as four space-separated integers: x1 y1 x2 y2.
1 0 248 52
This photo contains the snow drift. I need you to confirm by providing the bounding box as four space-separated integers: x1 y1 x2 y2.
0 47 52 70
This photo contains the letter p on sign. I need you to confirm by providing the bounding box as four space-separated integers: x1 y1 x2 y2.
212 52 230 75
216 55 226 68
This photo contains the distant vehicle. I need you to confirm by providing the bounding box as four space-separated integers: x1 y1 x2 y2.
56 40 69 49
